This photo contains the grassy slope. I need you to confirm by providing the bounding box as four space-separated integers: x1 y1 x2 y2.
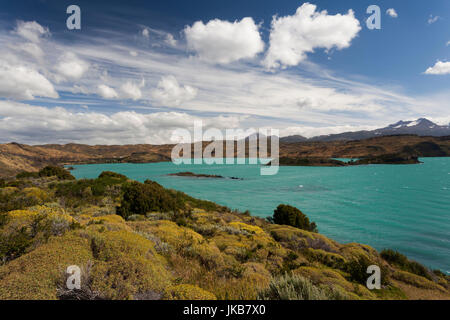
0 173 448 300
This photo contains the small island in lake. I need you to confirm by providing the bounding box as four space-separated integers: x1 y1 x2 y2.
270 157 348 167
168 171 243 180
269 152 421 167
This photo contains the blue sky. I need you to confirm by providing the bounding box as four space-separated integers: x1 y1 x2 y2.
0 0 448 144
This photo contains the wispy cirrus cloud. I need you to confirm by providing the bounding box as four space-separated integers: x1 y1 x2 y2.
428 14 440 24
0 100 243 145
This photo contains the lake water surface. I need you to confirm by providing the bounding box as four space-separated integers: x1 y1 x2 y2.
69 158 450 273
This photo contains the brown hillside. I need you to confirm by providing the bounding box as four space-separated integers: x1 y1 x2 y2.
1 135 449 178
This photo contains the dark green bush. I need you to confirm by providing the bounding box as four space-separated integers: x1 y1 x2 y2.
0 227 33 263
117 180 185 219
381 249 431 280
0 213 8 227
172 189 225 213
5 180 28 189
53 177 122 207
16 171 39 179
98 171 128 181
345 255 372 284
272 204 318 232
345 255 389 286
0 179 5 188
38 166 75 180
0 190 42 213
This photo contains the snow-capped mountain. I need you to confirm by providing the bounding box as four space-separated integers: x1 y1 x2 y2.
371 118 450 137
280 118 450 142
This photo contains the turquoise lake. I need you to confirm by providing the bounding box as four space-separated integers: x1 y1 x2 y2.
69 158 450 273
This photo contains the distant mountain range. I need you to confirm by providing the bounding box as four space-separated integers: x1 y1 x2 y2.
280 118 450 143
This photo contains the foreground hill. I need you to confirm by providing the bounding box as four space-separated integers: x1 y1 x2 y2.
1 135 449 178
0 169 448 300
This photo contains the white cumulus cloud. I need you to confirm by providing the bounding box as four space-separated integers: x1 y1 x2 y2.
165 34 177 47
97 84 119 99
425 60 450 75
56 53 89 81
184 17 264 64
120 80 144 100
13 21 49 43
386 8 398 18
0 62 58 100
151 76 198 106
263 3 361 69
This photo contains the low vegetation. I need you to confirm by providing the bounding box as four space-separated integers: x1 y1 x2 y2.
271 204 318 232
0 171 448 300
381 249 432 280
16 166 75 181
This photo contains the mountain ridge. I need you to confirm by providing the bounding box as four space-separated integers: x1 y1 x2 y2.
280 118 450 143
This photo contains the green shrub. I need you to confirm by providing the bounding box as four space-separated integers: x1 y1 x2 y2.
272 204 317 232
16 171 39 179
164 284 216 300
53 177 122 207
117 181 185 219
0 179 5 188
0 208 77 263
0 227 33 263
0 213 7 227
344 255 389 286
98 171 128 181
345 255 372 284
38 166 75 180
172 189 226 212
0 188 43 213
257 273 347 300
381 249 431 280
5 180 28 189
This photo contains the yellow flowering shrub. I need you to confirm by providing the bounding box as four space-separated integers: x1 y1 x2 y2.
128 220 203 248
294 266 357 294
23 187 51 203
0 233 92 300
89 230 171 299
229 221 264 235
164 284 216 300
241 262 271 287
89 214 131 231
0 187 19 196
303 248 347 268
267 224 340 253
392 270 446 291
